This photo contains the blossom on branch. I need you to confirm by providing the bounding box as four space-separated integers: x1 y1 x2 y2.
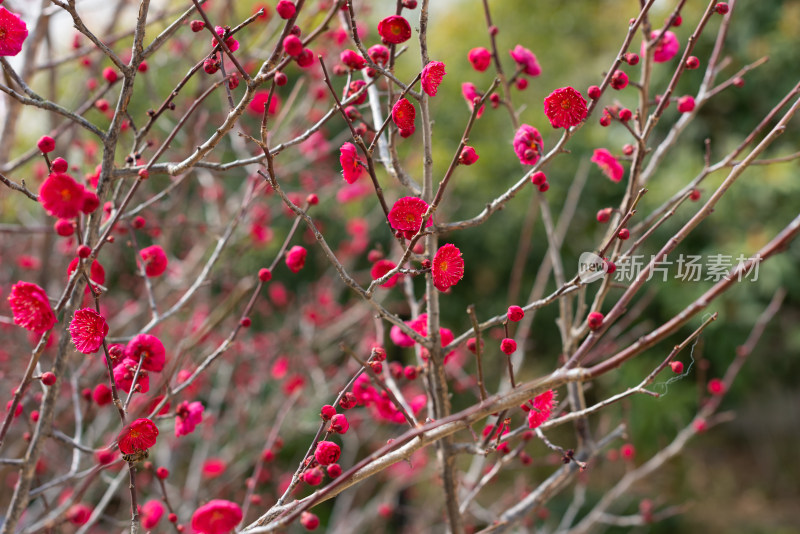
421 61 446 96
7 281 56 334
543 87 588 129
512 124 544 165
340 142 365 184
377 15 411 44
140 245 168 277
392 97 416 131
117 418 158 455
126 333 166 372
642 30 679 63
509 45 541 76
191 500 243 534
175 401 205 437
69 308 108 354
39 172 86 219
432 244 464 292
527 389 556 429
0 7 28 57
387 196 431 238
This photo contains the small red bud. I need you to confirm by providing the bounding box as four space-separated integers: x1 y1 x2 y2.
41 372 57 386
618 108 632 122
52 157 68 173
587 311 604 331
587 85 601 100
531 171 546 186
258 268 272 282
276 0 296 20
403 365 418 380
715 2 729 15
190 20 205 32
156 467 169 479
507 305 524 322
537 182 549 193
55 218 75 237
686 56 700 69
622 144 634 156
500 338 517 355
102 67 118 84
320 405 336 420
624 52 639 66
77 245 91 258
240 317 251 328
275 71 288 86
618 228 630 240
689 189 701 201
37 136 56 153
596 207 613 223
306 193 319 205
670 361 684 373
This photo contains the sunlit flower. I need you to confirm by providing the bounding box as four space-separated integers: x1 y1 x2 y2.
543 87 588 129
421 61 446 96
387 196 430 238
432 244 464 292
39 172 86 219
